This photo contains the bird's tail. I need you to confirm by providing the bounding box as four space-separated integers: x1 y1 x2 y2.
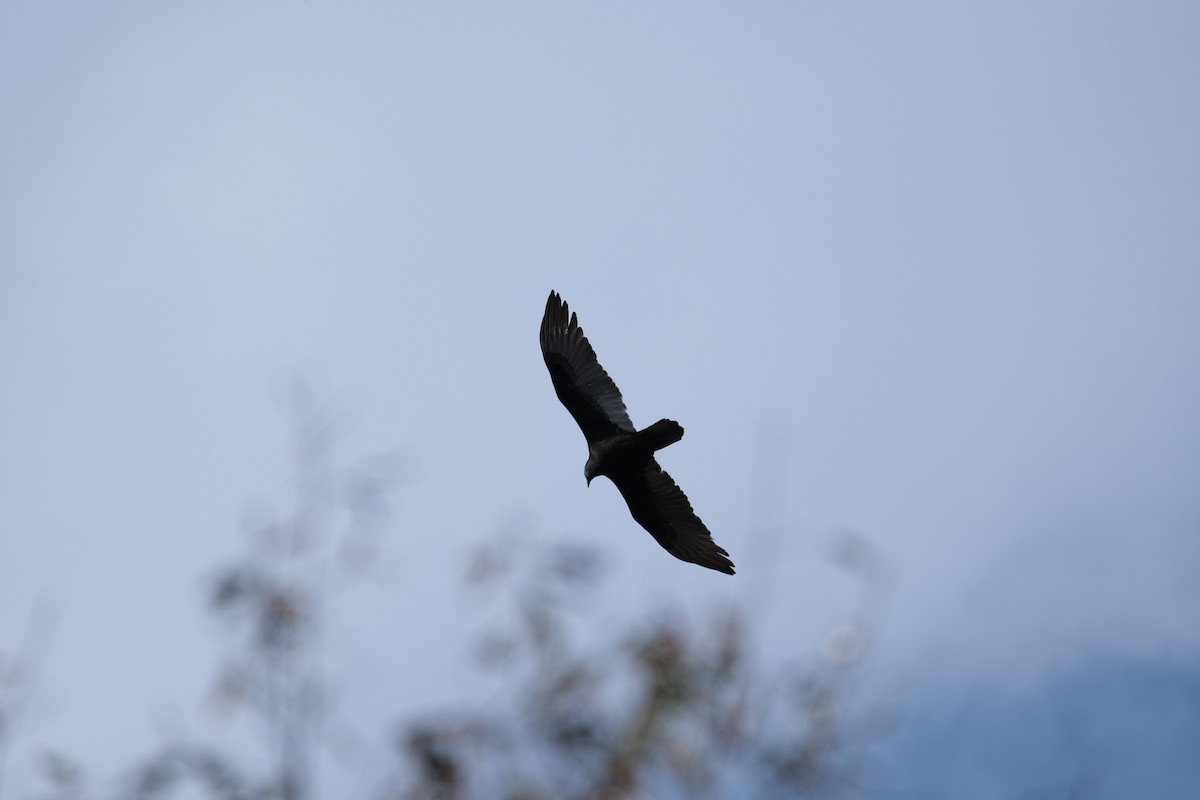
640 418 684 452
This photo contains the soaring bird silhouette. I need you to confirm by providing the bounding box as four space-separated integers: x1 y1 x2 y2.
539 291 735 574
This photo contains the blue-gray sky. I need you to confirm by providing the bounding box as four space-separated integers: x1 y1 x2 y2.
3 2 1198 797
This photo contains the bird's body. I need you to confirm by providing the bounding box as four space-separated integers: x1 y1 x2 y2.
539 291 735 574
585 420 681 484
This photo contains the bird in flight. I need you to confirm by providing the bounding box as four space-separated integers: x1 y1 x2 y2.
539 291 735 574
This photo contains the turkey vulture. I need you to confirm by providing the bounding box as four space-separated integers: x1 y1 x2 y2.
539 291 735 575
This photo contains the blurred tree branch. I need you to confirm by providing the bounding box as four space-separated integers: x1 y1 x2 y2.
393 533 889 800
118 383 415 800
0 600 58 800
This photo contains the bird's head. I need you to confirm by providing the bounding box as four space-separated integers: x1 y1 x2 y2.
584 460 598 487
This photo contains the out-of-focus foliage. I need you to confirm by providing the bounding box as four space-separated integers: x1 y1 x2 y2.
1 602 60 800
392 535 880 800
119 386 416 800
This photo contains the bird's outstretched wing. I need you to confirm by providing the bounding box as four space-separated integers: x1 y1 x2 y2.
609 459 735 574
540 291 635 443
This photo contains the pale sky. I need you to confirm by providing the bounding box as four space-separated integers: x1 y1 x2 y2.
3 3 1198 798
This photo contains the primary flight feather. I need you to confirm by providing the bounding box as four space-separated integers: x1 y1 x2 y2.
540 291 735 575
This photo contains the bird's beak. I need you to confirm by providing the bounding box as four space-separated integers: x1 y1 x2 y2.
586 477 592 487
